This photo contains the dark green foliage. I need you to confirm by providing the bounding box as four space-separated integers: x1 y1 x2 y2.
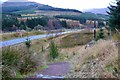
96 28 105 41
2 2 39 12
2 2 81 13
38 5 81 13
98 21 105 27
2 48 20 78
108 1 120 31
60 21 67 28
26 17 48 29
80 12 99 20
98 28 105 39
55 12 109 24
19 56 37 74
25 38 31 49
2 13 48 31
20 25 27 30
2 15 19 31
2 48 19 67
2 47 38 78
41 45 44 52
97 14 109 20
49 41 59 59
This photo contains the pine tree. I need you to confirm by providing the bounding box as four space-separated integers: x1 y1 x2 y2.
96 28 105 41
49 41 59 59
108 0 120 31
98 28 105 39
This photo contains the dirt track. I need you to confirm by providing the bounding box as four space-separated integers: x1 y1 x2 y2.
37 62 70 76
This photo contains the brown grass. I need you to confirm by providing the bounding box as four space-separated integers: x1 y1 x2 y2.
112 33 120 41
59 32 93 48
66 40 119 78
1 30 45 41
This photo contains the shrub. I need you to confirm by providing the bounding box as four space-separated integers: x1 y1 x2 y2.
2 46 42 78
96 28 105 41
25 38 31 49
19 56 37 74
49 41 59 59
2 47 20 78
2 48 19 67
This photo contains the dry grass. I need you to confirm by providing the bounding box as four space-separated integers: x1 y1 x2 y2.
1 30 45 41
59 32 93 48
112 33 120 41
2 29 118 78
66 40 119 78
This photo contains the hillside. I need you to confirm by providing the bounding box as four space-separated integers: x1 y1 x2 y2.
55 12 109 21
66 40 119 78
83 8 109 14
2 1 82 15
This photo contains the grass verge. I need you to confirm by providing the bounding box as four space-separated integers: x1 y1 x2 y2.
1 30 45 41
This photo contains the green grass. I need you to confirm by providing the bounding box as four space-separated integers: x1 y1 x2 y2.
59 32 93 48
37 65 49 71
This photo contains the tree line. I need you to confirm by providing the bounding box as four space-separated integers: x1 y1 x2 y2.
2 14 49 31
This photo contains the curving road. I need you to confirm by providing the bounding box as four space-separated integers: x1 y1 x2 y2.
0 30 82 48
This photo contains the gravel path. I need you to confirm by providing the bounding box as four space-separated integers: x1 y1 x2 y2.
30 62 70 78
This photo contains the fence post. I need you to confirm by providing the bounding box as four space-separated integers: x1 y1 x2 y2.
94 21 96 39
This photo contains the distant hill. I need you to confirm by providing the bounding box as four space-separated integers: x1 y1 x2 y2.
83 8 109 14
55 12 109 21
2 2 43 7
1 1 82 14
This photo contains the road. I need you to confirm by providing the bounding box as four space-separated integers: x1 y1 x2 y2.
0 30 81 48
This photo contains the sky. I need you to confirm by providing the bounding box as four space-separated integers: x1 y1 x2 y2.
1 0 115 11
